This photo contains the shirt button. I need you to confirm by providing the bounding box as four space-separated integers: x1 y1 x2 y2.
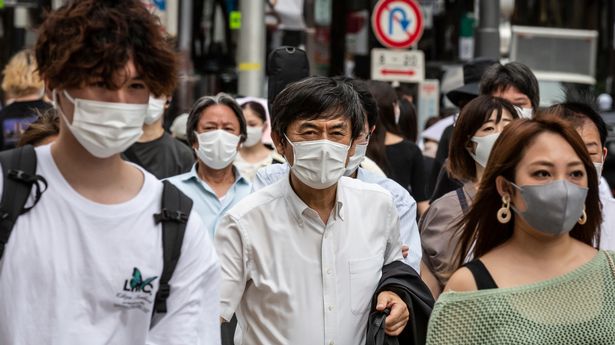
326 268 332 275
328 305 334 311
324 232 329 239
329 341 335 345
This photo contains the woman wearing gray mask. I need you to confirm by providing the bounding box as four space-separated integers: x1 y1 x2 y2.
420 95 518 298
426 117 615 344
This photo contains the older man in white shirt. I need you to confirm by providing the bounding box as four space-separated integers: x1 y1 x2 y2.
215 76 409 345
252 78 422 272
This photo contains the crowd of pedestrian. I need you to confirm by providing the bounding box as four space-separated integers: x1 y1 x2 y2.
1 0 615 344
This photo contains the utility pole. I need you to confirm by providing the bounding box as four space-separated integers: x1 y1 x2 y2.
175 0 195 113
237 0 266 97
475 0 500 59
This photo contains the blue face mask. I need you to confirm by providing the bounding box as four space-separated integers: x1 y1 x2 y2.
509 179 588 235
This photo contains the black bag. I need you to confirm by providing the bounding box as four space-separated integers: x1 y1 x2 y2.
266 46 310 115
0 146 192 315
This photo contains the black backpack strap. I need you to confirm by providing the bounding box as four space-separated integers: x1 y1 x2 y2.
0 145 46 260
152 181 193 314
455 186 469 214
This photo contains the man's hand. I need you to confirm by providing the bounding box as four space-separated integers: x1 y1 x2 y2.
376 291 409 336
401 244 409 259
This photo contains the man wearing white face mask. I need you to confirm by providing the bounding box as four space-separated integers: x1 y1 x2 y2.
123 95 194 179
538 102 615 250
166 93 251 239
0 1 220 344
253 78 421 272
215 77 417 345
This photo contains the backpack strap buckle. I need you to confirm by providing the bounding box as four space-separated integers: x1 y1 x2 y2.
154 283 171 314
154 209 188 224
7 169 36 183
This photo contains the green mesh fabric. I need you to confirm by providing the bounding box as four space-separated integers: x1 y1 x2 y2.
426 251 615 344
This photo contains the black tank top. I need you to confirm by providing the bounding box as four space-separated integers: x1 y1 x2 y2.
463 260 498 290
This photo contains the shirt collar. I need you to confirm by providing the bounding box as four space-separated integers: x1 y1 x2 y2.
184 163 249 193
284 172 344 223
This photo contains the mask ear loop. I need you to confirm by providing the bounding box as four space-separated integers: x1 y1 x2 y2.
282 134 296 166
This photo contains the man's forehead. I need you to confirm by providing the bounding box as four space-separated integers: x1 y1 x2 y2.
294 117 348 127
577 119 601 142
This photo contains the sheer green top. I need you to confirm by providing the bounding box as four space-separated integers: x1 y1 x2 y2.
426 250 615 344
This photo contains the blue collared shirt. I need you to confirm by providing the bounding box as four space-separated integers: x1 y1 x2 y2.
253 163 422 272
166 164 252 239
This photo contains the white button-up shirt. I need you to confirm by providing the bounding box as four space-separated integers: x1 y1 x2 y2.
253 163 422 272
215 174 402 345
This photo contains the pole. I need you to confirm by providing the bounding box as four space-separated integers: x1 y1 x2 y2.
475 0 500 59
237 0 266 97
328 0 346 76
175 0 195 114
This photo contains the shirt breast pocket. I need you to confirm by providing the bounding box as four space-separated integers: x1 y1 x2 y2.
348 255 382 315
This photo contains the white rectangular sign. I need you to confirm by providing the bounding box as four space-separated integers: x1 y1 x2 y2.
417 79 440 138
371 48 425 82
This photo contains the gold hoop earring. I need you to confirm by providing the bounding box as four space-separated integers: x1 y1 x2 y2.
578 208 587 225
497 195 511 224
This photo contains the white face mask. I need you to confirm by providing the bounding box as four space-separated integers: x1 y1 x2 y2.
194 129 240 170
514 106 533 119
55 90 147 158
144 95 166 125
344 143 368 176
243 126 263 147
469 133 500 168
285 135 350 189
594 154 604 182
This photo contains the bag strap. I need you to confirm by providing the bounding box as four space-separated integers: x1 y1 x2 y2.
365 308 392 345
0 145 46 260
455 186 469 214
152 181 193 314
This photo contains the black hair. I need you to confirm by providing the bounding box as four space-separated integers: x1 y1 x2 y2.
347 78 379 128
186 93 247 145
398 98 418 142
241 101 267 123
542 101 608 147
271 76 365 139
366 80 401 135
479 62 540 110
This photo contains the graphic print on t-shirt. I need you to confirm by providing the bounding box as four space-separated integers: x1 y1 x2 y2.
115 267 159 313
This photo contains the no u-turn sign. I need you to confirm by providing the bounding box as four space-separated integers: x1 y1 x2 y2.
371 0 424 49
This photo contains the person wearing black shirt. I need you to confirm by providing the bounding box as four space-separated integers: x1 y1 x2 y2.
367 80 429 215
123 95 194 179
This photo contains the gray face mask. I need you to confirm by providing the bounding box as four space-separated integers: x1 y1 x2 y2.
510 179 588 235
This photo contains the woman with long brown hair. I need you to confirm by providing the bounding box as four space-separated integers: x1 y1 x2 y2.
420 95 518 298
426 117 615 344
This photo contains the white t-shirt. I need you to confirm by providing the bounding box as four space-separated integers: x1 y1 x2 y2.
0 145 220 345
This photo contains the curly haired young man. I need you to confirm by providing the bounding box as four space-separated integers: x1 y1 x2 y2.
0 1 220 344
